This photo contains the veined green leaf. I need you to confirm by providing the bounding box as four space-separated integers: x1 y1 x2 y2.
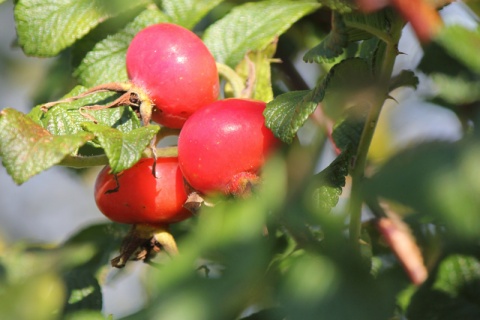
309 150 351 213
331 108 367 153
0 108 94 184
75 7 170 87
344 8 399 44
28 86 142 136
408 255 480 320
14 0 149 57
303 12 348 64
162 0 224 30
319 0 354 13
82 123 159 173
322 58 373 121
264 89 323 144
203 0 320 67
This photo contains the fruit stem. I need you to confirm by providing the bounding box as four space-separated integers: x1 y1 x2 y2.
216 62 245 98
348 16 403 251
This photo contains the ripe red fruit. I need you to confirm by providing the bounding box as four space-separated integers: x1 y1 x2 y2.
94 157 191 225
177 98 280 195
126 23 219 128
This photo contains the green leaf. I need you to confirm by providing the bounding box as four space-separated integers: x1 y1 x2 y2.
366 141 480 240
436 25 480 75
233 39 278 102
331 108 366 153
14 0 149 57
322 58 373 121
309 149 351 213
407 255 480 320
82 122 159 173
0 108 94 185
264 88 324 144
343 8 400 44
430 73 480 104
162 0 224 30
29 86 142 136
203 0 320 67
75 7 170 87
303 12 348 64
64 311 108 320
63 271 102 315
319 0 354 13
389 70 419 92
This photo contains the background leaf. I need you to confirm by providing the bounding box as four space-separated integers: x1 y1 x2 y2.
0 108 94 185
366 141 480 240
203 0 320 67
407 255 480 320
161 0 224 30
74 7 170 87
14 0 149 57
436 25 480 75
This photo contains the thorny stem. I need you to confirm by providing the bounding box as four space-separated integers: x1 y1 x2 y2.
348 18 403 251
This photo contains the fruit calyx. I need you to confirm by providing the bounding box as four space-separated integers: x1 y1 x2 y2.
40 81 155 126
111 223 178 268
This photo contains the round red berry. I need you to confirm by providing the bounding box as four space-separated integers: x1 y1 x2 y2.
177 98 280 195
126 23 219 128
94 157 191 225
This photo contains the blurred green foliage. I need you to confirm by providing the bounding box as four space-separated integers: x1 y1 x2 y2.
2 0 480 319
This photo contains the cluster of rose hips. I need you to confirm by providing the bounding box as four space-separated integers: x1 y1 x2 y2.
89 23 280 267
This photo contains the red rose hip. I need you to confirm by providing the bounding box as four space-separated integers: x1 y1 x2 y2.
126 23 219 128
177 98 280 195
94 157 191 225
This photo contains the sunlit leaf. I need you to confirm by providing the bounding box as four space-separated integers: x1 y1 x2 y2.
161 0 224 30
203 0 320 67
14 0 149 57
29 86 141 136
0 108 93 184
264 89 323 144
82 122 159 173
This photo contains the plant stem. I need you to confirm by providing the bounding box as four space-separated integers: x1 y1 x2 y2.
216 62 245 98
348 24 402 249
60 146 178 168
